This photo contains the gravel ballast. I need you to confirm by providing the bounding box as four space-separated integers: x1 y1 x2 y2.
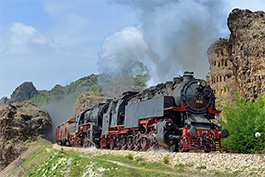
53 144 265 176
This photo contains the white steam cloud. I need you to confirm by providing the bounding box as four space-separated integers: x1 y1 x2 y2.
98 26 150 76
98 26 150 96
98 0 226 89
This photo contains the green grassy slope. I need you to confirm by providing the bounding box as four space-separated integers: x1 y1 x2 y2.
2 139 264 177
1 140 197 177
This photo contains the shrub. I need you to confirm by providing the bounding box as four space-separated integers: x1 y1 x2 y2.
136 157 144 162
125 153 133 160
31 91 50 106
222 94 265 153
196 165 207 169
163 156 170 164
175 163 185 168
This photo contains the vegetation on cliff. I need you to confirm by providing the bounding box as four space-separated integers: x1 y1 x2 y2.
30 74 102 107
222 94 265 153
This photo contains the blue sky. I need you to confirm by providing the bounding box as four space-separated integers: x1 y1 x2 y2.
0 0 265 98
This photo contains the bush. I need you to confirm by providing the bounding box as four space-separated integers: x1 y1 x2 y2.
163 156 170 164
196 165 207 169
125 153 133 160
222 94 265 153
31 91 50 106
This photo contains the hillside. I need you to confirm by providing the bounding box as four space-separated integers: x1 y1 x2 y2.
1 140 264 177
0 74 105 135
0 73 147 138
0 101 51 171
0 74 101 107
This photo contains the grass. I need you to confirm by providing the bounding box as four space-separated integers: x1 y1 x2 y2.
6 138 52 177
30 75 102 106
125 153 134 160
25 149 178 177
163 155 170 164
85 153 188 175
30 90 50 106
196 165 207 170
7 141 265 177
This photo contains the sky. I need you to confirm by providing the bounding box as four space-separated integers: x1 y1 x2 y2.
0 0 265 98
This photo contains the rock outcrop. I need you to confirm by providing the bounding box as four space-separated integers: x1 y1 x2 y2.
73 91 106 115
0 74 101 107
10 82 38 104
207 38 237 104
0 82 38 106
207 9 265 103
46 74 99 104
0 97 8 106
0 101 51 171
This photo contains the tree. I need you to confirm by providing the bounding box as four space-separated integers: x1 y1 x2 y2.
222 94 265 153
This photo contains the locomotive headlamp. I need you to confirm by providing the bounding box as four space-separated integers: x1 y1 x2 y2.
199 80 207 87
255 132 261 138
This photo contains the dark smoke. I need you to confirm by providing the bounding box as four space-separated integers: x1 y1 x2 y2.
98 0 226 90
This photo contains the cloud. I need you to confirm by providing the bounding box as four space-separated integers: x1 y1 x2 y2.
10 23 46 44
0 0 139 98
2 0 265 99
8 22 53 54
0 21 95 98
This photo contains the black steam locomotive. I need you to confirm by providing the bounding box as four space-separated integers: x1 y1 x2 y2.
55 71 228 152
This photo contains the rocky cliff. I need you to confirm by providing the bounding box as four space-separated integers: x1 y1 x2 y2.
0 74 102 132
0 82 38 106
207 8 265 103
0 101 51 171
0 74 101 107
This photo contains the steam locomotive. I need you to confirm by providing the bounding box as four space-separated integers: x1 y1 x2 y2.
55 71 229 152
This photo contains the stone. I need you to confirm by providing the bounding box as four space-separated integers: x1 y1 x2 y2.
0 97 7 106
73 92 105 115
0 101 51 171
8 82 38 104
207 8 265 103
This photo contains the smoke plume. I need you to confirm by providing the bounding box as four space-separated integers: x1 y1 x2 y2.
97 26 150 96
97 0 226 91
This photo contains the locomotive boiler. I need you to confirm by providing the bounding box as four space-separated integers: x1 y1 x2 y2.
55 71 229 152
